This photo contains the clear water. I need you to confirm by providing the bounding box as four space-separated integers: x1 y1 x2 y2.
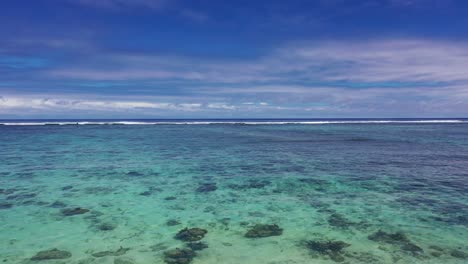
1 120 467 264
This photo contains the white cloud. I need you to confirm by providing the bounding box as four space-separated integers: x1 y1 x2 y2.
45 39 468 85
0 96 200 112
206 103 237 110
5 39 468 117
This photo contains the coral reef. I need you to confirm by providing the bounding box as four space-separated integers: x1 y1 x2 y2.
450 249 468 259
327 213 354 229
0 202 13 209
245 224 283 238
49 201 67 208
187 242 208 251
164 248 196 264
175 228 208 242
228 180 271 190
61 207 90 216
305 240 350 262
31 248 72 261
166 219 181 226
97 222 117 231
368 230 409 244
196 182 217 193
368 230 423 254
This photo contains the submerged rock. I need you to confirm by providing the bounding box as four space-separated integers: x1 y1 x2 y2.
61 207 90 216
187 242 208 251
127 171 144 177
97 222 117 231
306 240 350 262
167 219 181 226
368 230 410 244
196 183 217 193
429 245 444 251
401 242 423 254
298 178 328 185
49 201 67 208
0 202 13 209
245 224 283 238
306 240 350 254
229 180 271 190
164 248 196 264
92 247 130 257
450 249 468 259
31 248 72 261
139 187 161 196
328 213 354 229
175 228 208 242
368 230 423 254
62 185 73 191
165 196 177 200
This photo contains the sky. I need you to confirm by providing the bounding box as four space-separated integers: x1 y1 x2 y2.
1 0 468 118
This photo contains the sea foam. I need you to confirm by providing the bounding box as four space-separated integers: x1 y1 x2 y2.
0 120 465 126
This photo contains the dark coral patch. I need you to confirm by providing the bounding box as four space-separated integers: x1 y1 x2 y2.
31 248 72 261
450 249 468 259
164 248 196 264
401 242 423 254
306 240 350 254
187 242 208 251
127 171 144 177
305 240 350 262
61 207 90 216
229 180 271 190
327 213 354 229
245 224 283 238
175 228 208 242
368 230 423 255
0 202 13 209
368 230 409 244
167 219 181 226
97 222 117 231
196 183 217 193
49 201 67 208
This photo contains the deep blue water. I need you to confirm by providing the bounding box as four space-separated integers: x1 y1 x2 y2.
0 119 467 263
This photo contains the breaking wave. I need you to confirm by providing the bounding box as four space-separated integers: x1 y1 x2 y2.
0 120 466 126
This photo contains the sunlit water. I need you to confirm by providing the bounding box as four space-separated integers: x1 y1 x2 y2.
1 120 467 264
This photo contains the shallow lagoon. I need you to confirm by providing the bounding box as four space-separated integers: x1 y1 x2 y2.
0 122 467 263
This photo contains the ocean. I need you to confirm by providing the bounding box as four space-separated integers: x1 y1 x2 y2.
0 119 467 264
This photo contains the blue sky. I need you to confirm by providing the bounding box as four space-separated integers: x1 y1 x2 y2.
1 0 468 118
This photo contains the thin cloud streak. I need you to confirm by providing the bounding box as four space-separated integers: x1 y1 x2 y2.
46 39 468 84
2 83 468 117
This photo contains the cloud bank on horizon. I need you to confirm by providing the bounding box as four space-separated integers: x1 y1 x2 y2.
1 0 468 118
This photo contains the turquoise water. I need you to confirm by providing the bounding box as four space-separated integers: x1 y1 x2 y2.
1 120 467 264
